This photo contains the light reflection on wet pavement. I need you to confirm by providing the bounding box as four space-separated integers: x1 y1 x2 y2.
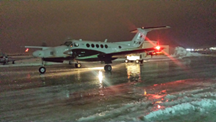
1 57 216 121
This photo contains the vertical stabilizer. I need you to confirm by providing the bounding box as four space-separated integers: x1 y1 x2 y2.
130 26 170 47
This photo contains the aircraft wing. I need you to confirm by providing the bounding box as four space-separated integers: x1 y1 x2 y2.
25 46 51 50
105 47 164 56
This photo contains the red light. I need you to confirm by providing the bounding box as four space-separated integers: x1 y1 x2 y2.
155 46 160 50
25 48 29 52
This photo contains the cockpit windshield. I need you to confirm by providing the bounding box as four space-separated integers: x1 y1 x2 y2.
63 41 73 47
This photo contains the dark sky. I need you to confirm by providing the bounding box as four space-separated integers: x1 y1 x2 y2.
1 1 215 53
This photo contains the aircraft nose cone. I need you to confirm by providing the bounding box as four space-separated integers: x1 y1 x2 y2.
33 50 44 57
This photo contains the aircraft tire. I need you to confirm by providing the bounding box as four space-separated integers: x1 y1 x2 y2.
75 63 81 68
69 61 72 65
104 65 112 72
39 66 46 74
125 59 129 63
12 61 15 64
135 60 139 64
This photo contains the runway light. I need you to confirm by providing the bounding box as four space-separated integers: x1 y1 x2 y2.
25 48 29 52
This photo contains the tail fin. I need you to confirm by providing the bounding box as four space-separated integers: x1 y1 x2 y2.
130 26 170 47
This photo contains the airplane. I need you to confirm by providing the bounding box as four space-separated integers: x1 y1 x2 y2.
27 26 170 74
0 52 15 65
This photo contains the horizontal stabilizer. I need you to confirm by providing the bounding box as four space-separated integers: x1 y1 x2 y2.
131 26 170 33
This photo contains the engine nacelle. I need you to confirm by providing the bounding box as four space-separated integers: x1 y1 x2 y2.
63 50 73 55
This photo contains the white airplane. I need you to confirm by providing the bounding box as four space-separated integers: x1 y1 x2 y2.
26 26 170 74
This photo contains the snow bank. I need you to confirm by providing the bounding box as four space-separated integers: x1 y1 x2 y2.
76 79 216 122
78 102 152 122
173 47 203 59
144 99 216 121
77 98 216 122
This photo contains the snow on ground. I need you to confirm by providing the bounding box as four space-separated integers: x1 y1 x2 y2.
77 79 216 122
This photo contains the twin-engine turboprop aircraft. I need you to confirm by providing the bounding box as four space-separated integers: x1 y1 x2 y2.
25 26 170 74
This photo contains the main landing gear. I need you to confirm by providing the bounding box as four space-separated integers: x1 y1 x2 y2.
75 63 81 68
104 64 112 72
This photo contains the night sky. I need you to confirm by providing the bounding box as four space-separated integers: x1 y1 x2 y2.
1 1 215 53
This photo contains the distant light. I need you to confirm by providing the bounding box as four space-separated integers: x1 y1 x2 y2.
186 48 194 51
210 47 216 50
25 48 29 52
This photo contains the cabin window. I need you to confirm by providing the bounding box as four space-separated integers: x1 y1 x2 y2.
86 43 90 47
96 44 99 48
105 44 108 48
91 44 95 48
74 43 79 47
100 44 104 48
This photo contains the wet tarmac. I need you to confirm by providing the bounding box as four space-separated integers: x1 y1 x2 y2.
0 56 216 121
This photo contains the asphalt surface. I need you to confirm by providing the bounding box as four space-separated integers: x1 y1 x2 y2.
0 56 216 121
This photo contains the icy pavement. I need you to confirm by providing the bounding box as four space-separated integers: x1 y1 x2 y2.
1 56 216 121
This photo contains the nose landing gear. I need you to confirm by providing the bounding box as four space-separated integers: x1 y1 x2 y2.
39 66 46 74
75 63 81 68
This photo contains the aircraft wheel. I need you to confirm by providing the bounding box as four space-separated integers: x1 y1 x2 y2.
125 59 129 63
12 61 15 64
104 65 112 72
135 60 139 64
75 63 81 68
39 66 46 74
140 60 143 65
